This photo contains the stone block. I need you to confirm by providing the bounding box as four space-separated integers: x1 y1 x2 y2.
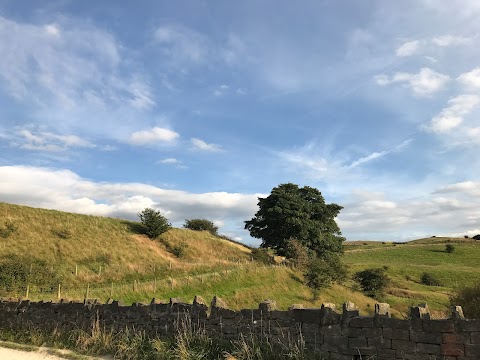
451 305 465 320
323 334 349 348
319 324 342 335
471 331 480 344
416 342 441 355
441 343 465 356
343 326 381 338
259 299 276 313
443 333 469 344
458 319 480 332
383 327 409 340
422 319 454 333
465 344 480 357
291 308 322 323
410 303 430 319
379 317 411 330
410 331 442 344
367 336 391 348
348 336 367 348
349 316 374 328
392 339 416 352
375 302 391 318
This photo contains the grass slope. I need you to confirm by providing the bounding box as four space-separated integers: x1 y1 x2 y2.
1 202 478 316
344 239 480 316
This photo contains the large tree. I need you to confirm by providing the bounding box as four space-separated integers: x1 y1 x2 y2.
245 183 344 258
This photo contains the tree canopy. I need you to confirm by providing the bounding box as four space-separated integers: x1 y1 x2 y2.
244 183 344 258
138 208 171 239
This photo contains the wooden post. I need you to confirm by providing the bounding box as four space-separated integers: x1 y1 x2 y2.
133 280 137 292
85 283 90 300
154 277 157 293
110 282 113 298
169 277 174 290
201 275 204 284
25 284 30 299
98 266 102 276
75 264 78 276
29 264 33 274
57 284 61 299
153 264 156 274
169 260 172 270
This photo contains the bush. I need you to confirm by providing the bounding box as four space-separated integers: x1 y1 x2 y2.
251 248 275 265
445 244 455 253
353 268 389 297
138 208 171 239
183 219 218 235
284 239 310 269
473 234 480 240
420 272 442 286
465 235 469 239
304 255 347 299
451 282 480 319
0 219 18 238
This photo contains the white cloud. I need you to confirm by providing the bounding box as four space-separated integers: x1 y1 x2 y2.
10 128 95 152
0 166 261 236
432 35 473 47
158 158 179 164
457 67 480 89
374 68 450 97
128 127 179 145
0 15 156 140
425 94 480 133
191 138 222 152
396 40 421 57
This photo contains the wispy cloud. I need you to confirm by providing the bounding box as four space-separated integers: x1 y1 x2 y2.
9 128 95 152
432 35 473 47
396 40 421 57
191 138 222 152
424 94 480 133
128 127 179 145
457 67 480 89
375 68 450 97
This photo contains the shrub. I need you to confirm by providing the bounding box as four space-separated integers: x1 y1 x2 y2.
473 234 480 240
138 208 171 239
304 255 347 299
353 268 389 297
0 219 18 238
445 244 455 253
420 272 442 286
251 248 275 265
284 239 310 269
451 282 480 319
183 219 218 235
465 235 469 239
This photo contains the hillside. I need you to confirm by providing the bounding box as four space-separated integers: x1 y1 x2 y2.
344 238 480 316
1 202 478 317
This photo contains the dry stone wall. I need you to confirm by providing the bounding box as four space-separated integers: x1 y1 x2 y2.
0 297 479 359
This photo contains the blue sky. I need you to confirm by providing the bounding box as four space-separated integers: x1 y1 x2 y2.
1 0 480 245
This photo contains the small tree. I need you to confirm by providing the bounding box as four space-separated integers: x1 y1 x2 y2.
184 219 218 235
420 272 442 286
451 282 480 318
445 244 455 253
353 268 389 297
304 255 347 300
138 208 171 239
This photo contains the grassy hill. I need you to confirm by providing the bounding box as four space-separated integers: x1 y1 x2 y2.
1 202 478 317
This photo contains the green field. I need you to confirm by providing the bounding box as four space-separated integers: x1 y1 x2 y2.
1 202 479 317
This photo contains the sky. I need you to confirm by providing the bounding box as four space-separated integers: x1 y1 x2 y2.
1 0 480 245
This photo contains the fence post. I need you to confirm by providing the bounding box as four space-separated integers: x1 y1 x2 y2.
110 282 113 298
154 277 157 293
75 264 78 276
57 284 61 299
98 266 102 276
25 284 30 299
85 283 90 300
